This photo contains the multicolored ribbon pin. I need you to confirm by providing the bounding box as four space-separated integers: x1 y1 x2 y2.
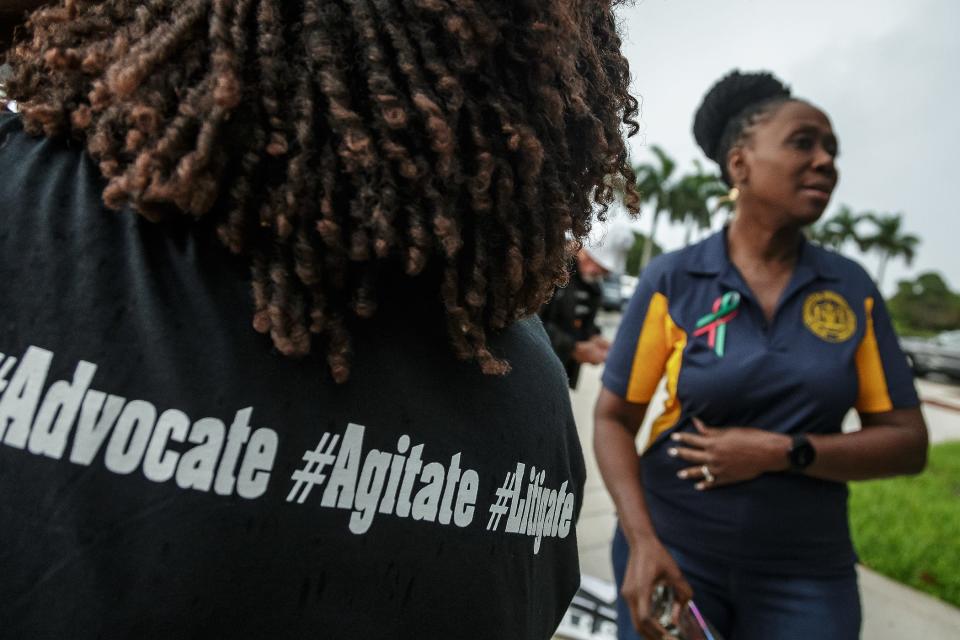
694 291 741 357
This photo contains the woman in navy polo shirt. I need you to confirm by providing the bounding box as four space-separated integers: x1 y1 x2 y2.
595 70 929 640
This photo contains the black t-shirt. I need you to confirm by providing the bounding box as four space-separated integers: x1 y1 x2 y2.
0 112 585 639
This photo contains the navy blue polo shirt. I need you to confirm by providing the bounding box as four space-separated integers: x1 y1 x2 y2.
602 229 919 574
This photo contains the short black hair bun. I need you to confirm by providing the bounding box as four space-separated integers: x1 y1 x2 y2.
693 70 791 164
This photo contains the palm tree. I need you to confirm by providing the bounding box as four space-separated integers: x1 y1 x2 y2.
807 205 863 253
805 224 834 248
670 162 728 245
694 165 736 230
632 145 676 268
624 232 663 277
859 212 920 289
830 206 864 251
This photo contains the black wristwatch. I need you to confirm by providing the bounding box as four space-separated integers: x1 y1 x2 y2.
788 434 816 472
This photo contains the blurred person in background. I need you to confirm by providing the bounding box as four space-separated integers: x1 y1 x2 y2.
594 70 928 640
0 1 641 638
540 226 634 389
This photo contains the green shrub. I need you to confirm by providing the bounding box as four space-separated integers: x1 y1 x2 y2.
888 272 960 335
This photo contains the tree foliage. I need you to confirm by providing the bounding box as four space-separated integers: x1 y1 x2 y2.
808 208 920 290
632 146 676 269
887 272 960 335
625 232 663 277
859 212 920 290
806 205 862 252
629 148 727 267
671 160 729 245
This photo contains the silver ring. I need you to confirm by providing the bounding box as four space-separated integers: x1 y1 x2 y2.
701 465 715 484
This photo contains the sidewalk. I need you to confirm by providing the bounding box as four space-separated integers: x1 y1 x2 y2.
917 377 960 412
916 378 960 443
567 351 960 639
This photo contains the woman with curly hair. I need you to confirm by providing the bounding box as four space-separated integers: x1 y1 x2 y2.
0 1 639 637
595 70 927 639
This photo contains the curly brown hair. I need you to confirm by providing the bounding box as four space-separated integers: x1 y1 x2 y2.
4 0 640 382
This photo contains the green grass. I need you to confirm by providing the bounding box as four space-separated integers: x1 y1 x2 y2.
849 441 960 608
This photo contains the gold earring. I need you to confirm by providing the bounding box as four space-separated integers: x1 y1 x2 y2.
721 187 740 203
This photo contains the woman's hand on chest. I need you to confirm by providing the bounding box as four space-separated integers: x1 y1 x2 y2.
667 418 792 490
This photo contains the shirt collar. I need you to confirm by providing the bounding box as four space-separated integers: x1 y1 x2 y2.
684 230 729 276
685 227 842 282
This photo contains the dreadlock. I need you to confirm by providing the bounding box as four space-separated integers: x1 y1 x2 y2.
4 0 640 382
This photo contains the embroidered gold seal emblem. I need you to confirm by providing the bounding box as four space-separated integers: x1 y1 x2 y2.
803 291 856 342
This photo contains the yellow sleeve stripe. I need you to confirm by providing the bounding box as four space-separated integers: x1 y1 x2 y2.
626 292 673 403
855 297 894 413
649 322 688 443
625 292 688 445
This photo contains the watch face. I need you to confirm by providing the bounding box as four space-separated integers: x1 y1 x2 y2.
791 438 815 470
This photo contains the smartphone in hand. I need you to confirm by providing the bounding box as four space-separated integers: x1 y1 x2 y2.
651 584 723 640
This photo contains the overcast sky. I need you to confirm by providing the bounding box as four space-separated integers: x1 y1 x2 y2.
605 0 959 294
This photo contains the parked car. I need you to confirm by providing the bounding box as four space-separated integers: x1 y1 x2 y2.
600 275 624 311
599 274 639 312
619 274 638 305
900 330 960 379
